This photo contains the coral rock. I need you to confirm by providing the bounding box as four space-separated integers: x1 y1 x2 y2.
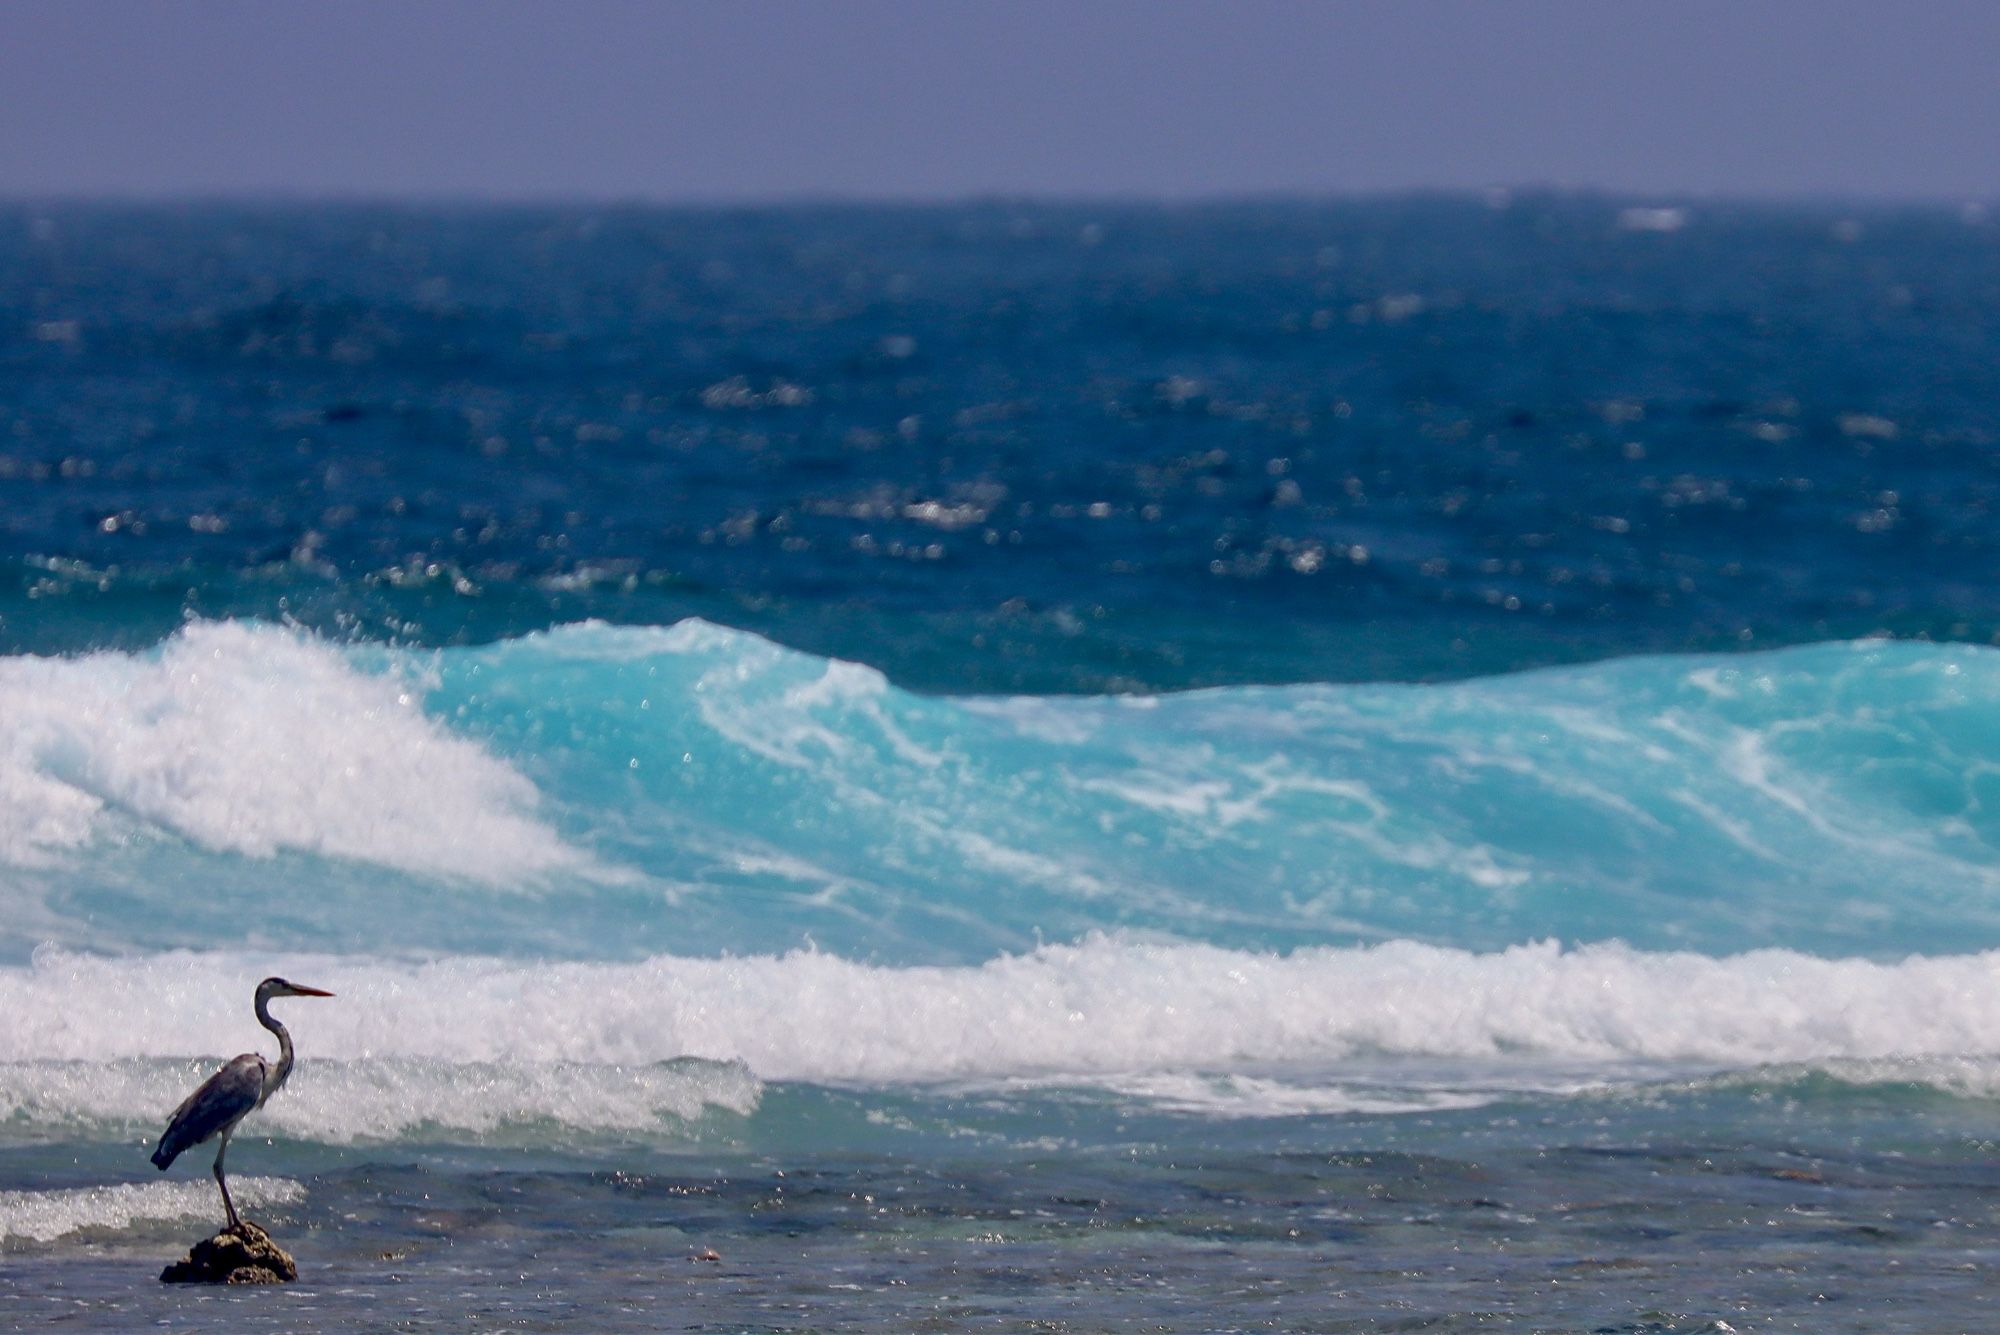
159 1221 299 1284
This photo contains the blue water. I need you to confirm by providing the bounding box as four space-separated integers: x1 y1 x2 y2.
6 199 2000 1330
7 198 2000 689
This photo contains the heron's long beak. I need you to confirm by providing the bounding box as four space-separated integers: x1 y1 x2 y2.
288 985 336 997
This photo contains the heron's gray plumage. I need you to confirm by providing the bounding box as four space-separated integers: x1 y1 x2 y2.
149 975 333 1231
151 1053 266 1170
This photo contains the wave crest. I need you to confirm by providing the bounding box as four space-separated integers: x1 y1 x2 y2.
0 1178 302 1244
0 621 589 884
10 622 2000 962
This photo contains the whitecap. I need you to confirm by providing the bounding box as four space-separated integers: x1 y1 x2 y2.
0 621 592 884
0 1177 302 1243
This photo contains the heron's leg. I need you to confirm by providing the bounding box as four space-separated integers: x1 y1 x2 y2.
213 1129 242 1232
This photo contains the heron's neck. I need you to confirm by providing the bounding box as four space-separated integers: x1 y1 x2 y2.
253 993 295 1104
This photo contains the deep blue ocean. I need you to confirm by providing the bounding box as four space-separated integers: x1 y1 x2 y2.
6 198 2000 1331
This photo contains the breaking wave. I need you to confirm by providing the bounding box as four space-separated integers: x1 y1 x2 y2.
5 940 2000 1137
5 621 2000 963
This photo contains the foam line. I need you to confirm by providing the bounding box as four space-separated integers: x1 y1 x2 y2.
11 940 2000 1082
0 1177 302 1243
0 1056 760 1143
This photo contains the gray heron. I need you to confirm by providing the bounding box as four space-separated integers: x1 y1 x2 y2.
150 977 334 1231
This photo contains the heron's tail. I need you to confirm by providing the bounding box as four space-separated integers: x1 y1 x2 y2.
150 1138 181 1170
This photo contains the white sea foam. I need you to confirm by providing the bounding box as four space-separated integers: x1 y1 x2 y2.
0 622 589 883
0 1177 302 1243
0 1056 760 1144
1085 1072 1502 1118
9 940 2000 1124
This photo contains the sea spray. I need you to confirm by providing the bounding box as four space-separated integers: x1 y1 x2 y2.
0 621 588 881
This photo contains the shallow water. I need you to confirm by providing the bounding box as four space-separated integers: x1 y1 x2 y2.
10 1085 2000 1332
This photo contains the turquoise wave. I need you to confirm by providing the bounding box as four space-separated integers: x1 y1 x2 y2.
6 620 1999 962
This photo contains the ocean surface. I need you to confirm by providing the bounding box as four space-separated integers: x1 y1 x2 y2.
5 197 2000 1331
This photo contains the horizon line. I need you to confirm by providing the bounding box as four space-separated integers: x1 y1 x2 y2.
2 184 1995 213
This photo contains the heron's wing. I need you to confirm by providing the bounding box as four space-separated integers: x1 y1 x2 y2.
151 1053 266 1169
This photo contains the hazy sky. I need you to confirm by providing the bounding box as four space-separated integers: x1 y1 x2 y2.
3 0 1995 202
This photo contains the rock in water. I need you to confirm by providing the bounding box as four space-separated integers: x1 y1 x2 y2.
159 1222 299 1284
